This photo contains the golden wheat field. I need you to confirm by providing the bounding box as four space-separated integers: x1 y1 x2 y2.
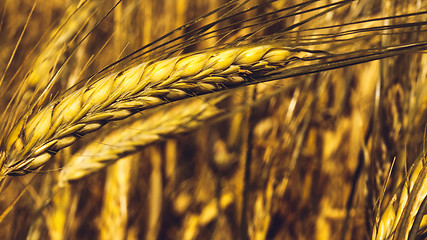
0 0 426 239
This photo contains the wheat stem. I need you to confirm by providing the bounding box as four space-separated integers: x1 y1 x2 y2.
99 155 133 240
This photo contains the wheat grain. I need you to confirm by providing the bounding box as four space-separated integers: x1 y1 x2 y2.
372 152 427 240
0 44 293 177
58 96 224 183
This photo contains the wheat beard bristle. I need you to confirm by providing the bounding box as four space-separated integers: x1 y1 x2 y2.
0 45 292 176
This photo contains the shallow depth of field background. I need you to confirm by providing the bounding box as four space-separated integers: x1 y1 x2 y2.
0 0 426 239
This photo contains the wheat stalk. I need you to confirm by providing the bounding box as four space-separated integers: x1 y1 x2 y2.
98 155 133 240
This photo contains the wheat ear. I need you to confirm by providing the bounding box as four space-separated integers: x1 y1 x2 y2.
58 96 224 183
0 45 292 176
372 152 427 240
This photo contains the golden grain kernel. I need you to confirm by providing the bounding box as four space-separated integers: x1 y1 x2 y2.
57 124 85 137
153 75 178 88
26 106 53 141
235 46 270 64
6 118 25 150
110 110 132 120
13 139 25 155
175 53 209 77
409 160 423 190
32 139 59 157
217 65 241 75
111 100 145 109
395 190 408 227
145 57 177 83
197 82 217 91
146 89 169 96
53 89 84 123
78 123 103 134
136 96 166 107
263 48 291 63
26 153 52 170
72 102 94 123
52 136 78 151
165 89 188 99
207 49 240 71
375 204 396 240
85 77 114 108
229 76 245 84
113 63 146 92
183 215 199 240
83 112 114 123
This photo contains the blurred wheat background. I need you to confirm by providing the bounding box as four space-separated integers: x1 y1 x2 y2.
0 0 426 239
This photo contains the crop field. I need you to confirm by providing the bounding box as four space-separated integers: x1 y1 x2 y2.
0 0 426 239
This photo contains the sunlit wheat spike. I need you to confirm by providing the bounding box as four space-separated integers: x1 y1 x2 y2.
2 39 427 178
0 45 294 176
59 96 224 183
372 152 427 240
